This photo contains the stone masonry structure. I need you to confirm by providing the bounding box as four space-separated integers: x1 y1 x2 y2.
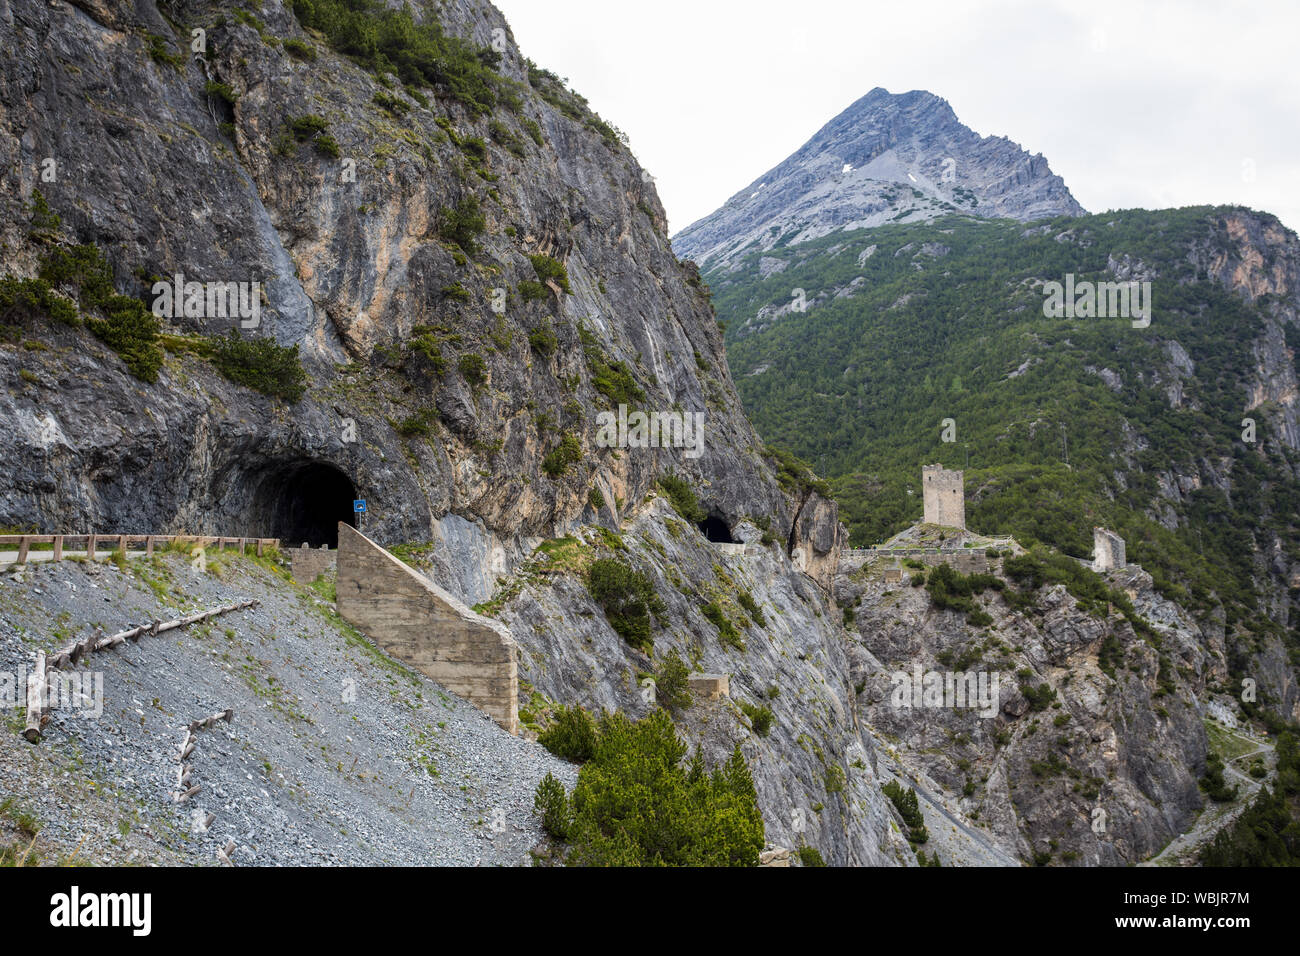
335 522 518 734
1093 527 1126 572
922 464 965 529
289 543 335 585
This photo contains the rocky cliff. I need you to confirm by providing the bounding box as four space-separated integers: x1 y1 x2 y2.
671 87 1084 269
0 0 915 863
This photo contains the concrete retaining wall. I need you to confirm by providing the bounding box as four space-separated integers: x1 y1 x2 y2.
290 544 335 584
334 522 518 734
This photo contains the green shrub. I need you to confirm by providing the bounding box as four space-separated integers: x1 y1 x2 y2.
0 277 78 329
396 411 435 438
578 323 645 405
459 135 488 164
538 705 597 763
204 81 239 106
457 352 486 386
286 114 339 157
289 114 329 139
527 324 557 355
701 601 744 651
282 37 317 61
1199 753 1239 803
489 120 525 158
27 190 61 242
90 296 163 382
765 444 829 497
534 710 765 866
587 487 605 510
518 280 550 303
528 254 570 293
22 241 160 380
658 473 706 523
882 780 928 845
438 195 486 255
737 590 766 627
146 33 184 69
587 558 663 653
534 772 570 839
1098 633 1123 678
210 331 308 401
797 845 826 867
408 328 447 375
740 701 773 737
541 432 582 478
290 0 505 115
1019 679 1058 712
372 90 409 115
654 648 692 714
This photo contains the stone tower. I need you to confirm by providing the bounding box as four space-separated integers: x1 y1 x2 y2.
1092 528 1126 572
922 464 965 529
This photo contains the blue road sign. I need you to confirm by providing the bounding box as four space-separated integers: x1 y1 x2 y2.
353 499 367 514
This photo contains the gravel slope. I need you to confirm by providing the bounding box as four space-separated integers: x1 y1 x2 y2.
0 550 574 866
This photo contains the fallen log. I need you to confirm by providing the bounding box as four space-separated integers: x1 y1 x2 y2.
22 651 46 743
44 601 260 675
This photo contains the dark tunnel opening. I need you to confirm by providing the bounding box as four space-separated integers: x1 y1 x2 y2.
257 461 357 548
698 515 736 544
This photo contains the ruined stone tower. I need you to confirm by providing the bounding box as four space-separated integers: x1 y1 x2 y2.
922 464 965 529
1092 527 1126 572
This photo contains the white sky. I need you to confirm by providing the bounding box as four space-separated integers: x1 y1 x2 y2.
492 0 1300 236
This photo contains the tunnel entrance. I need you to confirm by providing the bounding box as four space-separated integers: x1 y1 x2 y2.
698 515 736 544
257 461 357 548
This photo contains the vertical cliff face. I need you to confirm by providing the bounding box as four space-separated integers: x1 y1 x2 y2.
671 87 1084 269
0 0 893 860
839 560 1215 865
0 0 840 577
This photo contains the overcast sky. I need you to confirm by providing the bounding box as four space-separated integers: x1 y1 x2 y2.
492 0 1300 237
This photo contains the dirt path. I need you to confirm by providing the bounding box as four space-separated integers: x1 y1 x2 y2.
1140 724 1274 867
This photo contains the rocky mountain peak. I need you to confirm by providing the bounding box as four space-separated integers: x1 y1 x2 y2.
672 86 1084 269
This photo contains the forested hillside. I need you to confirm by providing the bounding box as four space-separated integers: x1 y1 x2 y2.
705 207 1300 716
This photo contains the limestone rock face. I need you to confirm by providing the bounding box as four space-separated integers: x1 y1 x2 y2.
838 557 1219 865
0 0 825 562
671 87 1084 269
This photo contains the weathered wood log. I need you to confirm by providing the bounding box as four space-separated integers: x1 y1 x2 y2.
216 840 235 866
52 536 63 561
17 537 30 564
174 784 200 802
202 812 216 831
23 651 46 742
